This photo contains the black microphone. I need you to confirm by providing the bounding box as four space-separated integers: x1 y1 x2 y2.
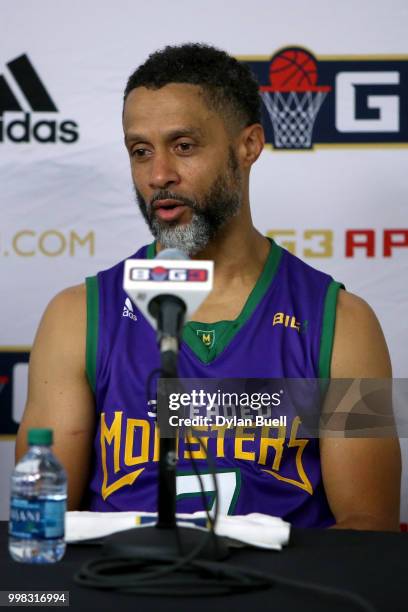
148 249 188 358
124 247 214 358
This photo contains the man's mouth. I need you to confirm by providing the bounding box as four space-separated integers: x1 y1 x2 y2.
152 199 189 222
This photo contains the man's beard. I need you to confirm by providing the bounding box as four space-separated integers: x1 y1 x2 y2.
134 148 242 256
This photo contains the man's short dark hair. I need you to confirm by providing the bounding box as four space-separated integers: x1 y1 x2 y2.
124 43 261 130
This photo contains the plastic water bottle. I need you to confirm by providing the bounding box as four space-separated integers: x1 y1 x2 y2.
9 428 67 563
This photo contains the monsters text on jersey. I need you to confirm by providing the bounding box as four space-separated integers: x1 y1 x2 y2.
98 410 313 502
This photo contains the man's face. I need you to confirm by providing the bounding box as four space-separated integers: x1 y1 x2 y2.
123 83 242 255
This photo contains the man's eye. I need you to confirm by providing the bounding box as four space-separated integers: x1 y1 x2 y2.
132 148 149 158
176 142 194 153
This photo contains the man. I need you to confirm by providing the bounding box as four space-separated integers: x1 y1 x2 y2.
16 43 401 529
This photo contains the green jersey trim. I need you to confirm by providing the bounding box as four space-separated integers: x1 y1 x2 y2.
183 239 282 363
146 242 156 259
85 275 99 393
318 281 344 378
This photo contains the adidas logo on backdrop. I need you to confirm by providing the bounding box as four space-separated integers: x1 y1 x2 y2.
122 298 137 322
0 54 79 144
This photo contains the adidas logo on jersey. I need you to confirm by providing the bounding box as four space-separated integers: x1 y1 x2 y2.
122 297 137 321
0 54 79 144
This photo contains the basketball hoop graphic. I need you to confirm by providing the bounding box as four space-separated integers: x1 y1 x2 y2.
260 47 331 149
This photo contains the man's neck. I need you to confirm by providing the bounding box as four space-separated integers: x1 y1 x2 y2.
156 214 270 288
156 216 271 326
200 226 270 289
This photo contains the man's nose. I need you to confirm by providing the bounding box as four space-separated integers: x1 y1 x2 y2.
148 151 180 190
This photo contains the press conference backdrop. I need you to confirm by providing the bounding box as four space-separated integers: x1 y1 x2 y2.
1 0 407 522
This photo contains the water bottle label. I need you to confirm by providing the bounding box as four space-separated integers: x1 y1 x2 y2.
9 498 66 540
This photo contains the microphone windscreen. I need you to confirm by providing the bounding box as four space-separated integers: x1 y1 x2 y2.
155 248 189 261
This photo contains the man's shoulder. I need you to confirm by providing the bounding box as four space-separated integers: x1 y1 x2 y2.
336 288 373 317
331 289 391 377
40 284 87 335
335 289 382 339
48 283 86 310
30 284 87 374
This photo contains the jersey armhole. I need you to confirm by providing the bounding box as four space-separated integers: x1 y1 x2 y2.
318 280 344 379
85 275 99 393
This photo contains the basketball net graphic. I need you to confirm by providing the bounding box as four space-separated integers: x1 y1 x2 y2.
260 47 331 149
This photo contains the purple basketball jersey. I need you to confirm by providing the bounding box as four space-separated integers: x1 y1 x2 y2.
84 240 342 528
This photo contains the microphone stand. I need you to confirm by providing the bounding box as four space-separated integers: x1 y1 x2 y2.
156 335 179 529
102 295 229 560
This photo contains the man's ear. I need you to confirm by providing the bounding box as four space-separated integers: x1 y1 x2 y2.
237 124 265 168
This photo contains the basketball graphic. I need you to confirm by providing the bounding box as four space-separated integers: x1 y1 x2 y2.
260 46 332 149
269 48 318 91
151 266 168 281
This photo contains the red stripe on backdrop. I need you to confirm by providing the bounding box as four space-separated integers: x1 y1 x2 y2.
400 523 408 532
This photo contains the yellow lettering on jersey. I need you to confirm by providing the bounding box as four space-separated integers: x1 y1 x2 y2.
99 415 313 499
124 419 150 466
153 423 159 462
258 424 286 469
100 411 144 500
202 333 212 346
101 411 122 473
273 312 301 332
273 312 284 326
234 427 256 461
261 417 313 495
184 427 209 459
290 316 301 331
209 425 226 457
